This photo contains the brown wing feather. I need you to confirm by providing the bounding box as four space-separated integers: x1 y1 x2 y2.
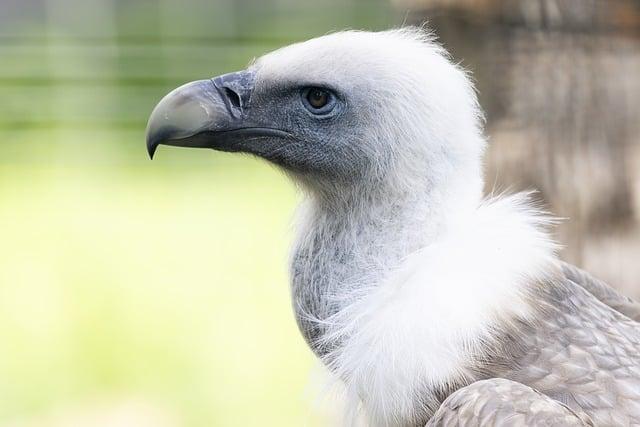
426 378 591 426
502 277 640 425
426 269 640 425
560 261 640 321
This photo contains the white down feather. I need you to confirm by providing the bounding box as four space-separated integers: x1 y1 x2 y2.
318 193 558 426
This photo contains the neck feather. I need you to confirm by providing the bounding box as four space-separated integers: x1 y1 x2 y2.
290 167 483 355
293 189 558 426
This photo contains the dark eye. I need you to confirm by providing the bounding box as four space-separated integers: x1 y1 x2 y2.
301 87 336 115
307 88 328 108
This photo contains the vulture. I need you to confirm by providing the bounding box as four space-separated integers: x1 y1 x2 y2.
145 28 640 426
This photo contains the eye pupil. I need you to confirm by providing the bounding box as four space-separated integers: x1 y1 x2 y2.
307 89 328 109
301 87 336 115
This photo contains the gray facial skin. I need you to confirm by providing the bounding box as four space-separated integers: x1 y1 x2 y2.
146 68 380 185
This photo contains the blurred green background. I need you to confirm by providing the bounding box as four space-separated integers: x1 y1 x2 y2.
0 0 397 426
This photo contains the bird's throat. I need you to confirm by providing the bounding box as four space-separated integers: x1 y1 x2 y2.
290 187 454 357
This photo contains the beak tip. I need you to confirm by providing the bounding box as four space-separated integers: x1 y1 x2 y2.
147 143 156 160
146 134 159 160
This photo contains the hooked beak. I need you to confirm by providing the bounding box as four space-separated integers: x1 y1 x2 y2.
145 70 289 159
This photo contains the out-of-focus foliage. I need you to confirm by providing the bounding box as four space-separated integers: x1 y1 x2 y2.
0 0 396 426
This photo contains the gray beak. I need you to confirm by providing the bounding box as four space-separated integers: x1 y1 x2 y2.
146 70 268 159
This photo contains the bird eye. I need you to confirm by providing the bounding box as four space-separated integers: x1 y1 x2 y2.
301 87 336 115
307 89 328 108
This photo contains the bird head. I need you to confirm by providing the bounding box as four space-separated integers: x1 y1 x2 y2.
146 28 486 198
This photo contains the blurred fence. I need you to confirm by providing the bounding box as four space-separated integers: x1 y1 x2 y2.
0 0 392 160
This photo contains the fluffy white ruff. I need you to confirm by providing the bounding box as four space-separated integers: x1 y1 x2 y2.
320 193 558 426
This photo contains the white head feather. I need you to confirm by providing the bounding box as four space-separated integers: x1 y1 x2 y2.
253 28 558 426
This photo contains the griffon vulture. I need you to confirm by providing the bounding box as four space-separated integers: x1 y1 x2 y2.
145 28 640 426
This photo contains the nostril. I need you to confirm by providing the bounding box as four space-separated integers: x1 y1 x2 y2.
224 87 242 110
